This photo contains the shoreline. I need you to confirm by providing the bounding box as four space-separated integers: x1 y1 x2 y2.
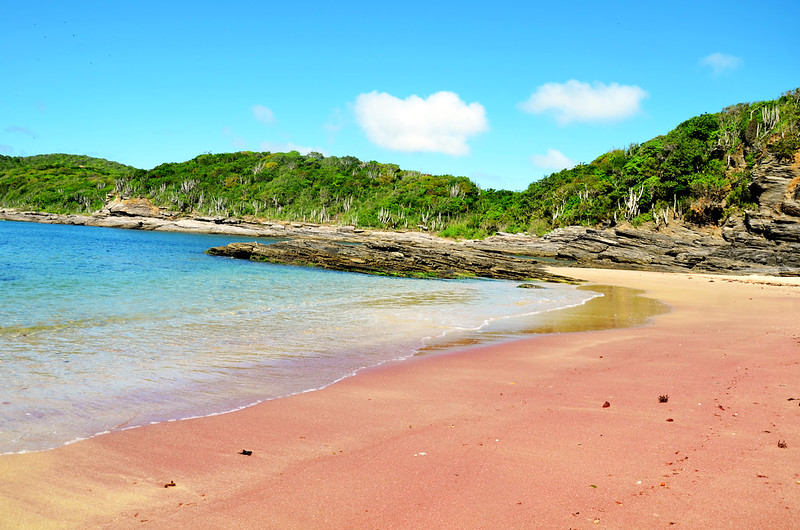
2 268 800 527
0 282 634 457
0 207 449 241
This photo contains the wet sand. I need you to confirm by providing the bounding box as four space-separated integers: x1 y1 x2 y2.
1 268 800 528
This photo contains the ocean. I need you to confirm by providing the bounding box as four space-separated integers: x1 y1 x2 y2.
0 220 598 454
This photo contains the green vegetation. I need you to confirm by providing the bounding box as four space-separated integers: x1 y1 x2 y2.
2 89 799 238
520 88 800 230
0 154 134 213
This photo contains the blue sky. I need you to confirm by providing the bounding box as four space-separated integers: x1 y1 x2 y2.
2 1 799 191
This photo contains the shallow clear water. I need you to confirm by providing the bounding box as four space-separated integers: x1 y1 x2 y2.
0 221 597 454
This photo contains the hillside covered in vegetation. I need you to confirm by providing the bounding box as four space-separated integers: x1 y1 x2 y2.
1 89 798 239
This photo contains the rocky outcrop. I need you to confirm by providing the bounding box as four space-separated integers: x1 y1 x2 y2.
738 151 800 244
206 239 574 283
714 150 800 271
470 225 788 274
100 197 171 218
206 221 799 278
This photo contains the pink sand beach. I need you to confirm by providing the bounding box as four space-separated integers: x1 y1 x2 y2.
1 267 799 528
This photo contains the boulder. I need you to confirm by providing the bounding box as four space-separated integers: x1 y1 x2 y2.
101 197 165 218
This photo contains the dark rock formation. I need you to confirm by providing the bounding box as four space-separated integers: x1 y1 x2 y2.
469 222 799 276
471 226 736 273
717 151 800 271
206 239 574 283
739 152 800 244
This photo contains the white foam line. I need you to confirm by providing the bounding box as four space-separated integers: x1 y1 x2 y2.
416 286 602 346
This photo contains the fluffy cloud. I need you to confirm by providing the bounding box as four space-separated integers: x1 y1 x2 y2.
530 149 575 171
700 53 743 76
251 104 275 124
354 91 488 155
520 80 648 124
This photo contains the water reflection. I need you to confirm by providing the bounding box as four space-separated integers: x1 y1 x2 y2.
420 284 669 353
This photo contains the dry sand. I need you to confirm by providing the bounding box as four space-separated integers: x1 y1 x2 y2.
1 268 799 529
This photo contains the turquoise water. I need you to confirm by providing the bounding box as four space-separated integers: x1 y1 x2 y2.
0 221 597 454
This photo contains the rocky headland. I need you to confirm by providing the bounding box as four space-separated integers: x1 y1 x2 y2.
3 152 800 279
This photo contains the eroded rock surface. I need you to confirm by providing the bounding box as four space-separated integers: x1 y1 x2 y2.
206 239 573 282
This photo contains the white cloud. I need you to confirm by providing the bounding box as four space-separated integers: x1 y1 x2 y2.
700 52 743 76
354 91 488 155
258 141 326 156
530 148 575 170
519 80 648 124
251 104 275 124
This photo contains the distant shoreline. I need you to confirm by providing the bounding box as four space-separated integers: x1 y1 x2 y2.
0 207 377 239
4 206 800 277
